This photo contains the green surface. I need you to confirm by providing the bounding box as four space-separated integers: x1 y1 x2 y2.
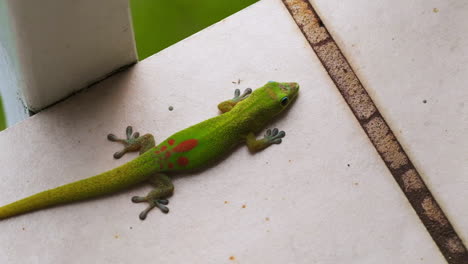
130 0 259 60
0 96 5 131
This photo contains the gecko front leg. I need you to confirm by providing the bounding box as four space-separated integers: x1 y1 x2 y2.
246 128 286 152
107 126 156 159
217 88 252 113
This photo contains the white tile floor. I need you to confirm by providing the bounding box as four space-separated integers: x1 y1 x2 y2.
0 0 461 262
310 0 468 245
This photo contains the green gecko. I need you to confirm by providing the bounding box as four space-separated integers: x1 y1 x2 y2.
0 81 299 220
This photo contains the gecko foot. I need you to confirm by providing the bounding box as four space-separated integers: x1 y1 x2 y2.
107 126 155 159
263 128 286 145
218 88 252 113
232 88 252 102
132 196 170 220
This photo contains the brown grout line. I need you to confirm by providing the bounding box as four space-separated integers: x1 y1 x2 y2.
281 0 468 263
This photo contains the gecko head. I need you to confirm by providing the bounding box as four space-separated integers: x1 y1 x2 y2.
259 81 299 115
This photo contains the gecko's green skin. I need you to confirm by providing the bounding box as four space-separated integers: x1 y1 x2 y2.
0 81 299 220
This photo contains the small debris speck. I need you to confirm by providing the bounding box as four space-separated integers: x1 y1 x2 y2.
168 106 174 111
353 182 359 186
129 226 133 230
265 217 270 221
22 227 26 231
229 256 236 261
433 8 439 13
422 100 427 104
347 164 350 167
242 204 246 208
224 201 229 204
114 234 120 239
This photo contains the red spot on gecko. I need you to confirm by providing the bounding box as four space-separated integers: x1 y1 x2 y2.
177 157 189 166
168 162 174 169
164 151 171 159
168 139 175 145
155 150 160 154
159 163 164 169
161 146 167 151
173 139 198 152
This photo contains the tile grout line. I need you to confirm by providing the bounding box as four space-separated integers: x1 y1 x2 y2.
281 0 468 263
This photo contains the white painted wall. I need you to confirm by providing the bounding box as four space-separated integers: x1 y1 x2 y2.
0 0 137 126
0 0 28 125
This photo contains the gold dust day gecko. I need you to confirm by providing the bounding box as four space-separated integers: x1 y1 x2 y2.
0 81 299 220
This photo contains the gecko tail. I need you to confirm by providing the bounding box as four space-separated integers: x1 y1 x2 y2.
0 157 155 220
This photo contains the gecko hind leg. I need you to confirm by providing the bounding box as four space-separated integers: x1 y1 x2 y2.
131 174 174 220
107 126 156 159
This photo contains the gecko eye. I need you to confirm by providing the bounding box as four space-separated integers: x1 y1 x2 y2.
280 97 289 106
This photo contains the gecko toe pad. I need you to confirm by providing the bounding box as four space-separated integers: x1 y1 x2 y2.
232 88 252 102
264 128 286 145
132 196 170 220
